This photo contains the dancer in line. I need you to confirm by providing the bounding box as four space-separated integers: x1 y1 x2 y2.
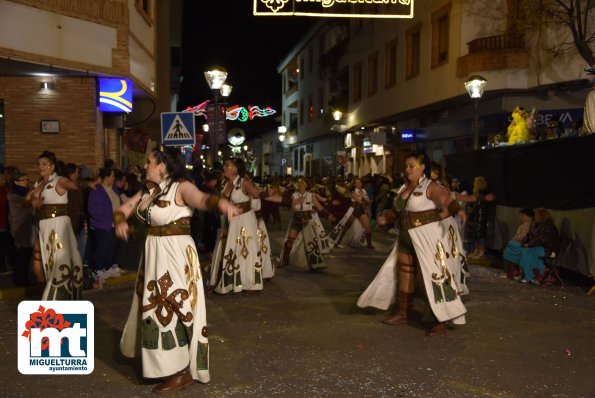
278 176 329 271
209 158 265 294
357 151 469 336
116 145 239 394
28 151 84 300
326 176 372 248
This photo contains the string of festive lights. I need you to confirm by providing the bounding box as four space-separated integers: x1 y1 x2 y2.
226 105 277 121
184 102 276 122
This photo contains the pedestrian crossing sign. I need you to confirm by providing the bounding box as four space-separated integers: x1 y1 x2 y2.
161 112 195 146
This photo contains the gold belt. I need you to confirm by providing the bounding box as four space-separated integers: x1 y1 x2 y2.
401 209 441 229
37 204 68 220
147 217 191 236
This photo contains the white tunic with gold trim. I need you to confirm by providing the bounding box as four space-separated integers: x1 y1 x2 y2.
209 176 263 293
358 177 469 324
36 173 83 300
120 180 210 382
328 207 366 248
280 191 326 271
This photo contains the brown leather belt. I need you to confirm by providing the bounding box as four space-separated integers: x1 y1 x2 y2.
147 217 191 236
237 200 252 213
293 210 313 223
37 204 68 220
400 209 441 229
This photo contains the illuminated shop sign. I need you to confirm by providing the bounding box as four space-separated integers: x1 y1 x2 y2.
253 0 414 18
98 78 133 113
401 129 416 143
362 136 374 153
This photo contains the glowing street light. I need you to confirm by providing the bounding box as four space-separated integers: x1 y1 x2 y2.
464 75 487 150
204 66 231 163
278 125 287 142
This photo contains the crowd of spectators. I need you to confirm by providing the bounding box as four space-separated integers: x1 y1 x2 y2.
0 158 146 288
0 153 565 291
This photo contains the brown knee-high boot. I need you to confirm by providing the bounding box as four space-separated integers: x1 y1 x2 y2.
279 236 295 268
383 262 415 324
383 291 414 324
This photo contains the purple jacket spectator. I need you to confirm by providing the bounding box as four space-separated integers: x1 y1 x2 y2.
88 184 120 230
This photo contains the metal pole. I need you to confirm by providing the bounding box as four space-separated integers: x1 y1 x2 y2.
213 90 219 165
473 99 479 150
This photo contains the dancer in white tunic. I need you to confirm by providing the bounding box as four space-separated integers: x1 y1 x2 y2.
28 151 83 300
279 177 329 271
357 151 469 336
115 146 239 394
329 178 373 249
209 158 265 294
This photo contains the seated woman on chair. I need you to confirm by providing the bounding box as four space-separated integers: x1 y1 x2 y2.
502 207 534 278
511 208 560 284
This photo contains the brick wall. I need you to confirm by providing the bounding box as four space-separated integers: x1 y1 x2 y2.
0 76 106 178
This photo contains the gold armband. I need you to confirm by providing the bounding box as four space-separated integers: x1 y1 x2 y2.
113 211 127 225
206 194 221 212
447 201 462 215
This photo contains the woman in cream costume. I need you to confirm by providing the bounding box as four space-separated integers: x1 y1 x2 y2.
29 150 83 300
278 176 329 271
328 179 367 248
357 151 469 336
209 158 265 294
115 146 238 394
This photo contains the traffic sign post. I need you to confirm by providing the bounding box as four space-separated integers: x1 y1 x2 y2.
161 112 195 146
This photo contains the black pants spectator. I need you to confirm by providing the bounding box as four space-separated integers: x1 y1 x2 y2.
92 228 115 271
11 246 32 285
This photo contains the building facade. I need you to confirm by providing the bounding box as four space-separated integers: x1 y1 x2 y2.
277 0 592 177
0 0 180 175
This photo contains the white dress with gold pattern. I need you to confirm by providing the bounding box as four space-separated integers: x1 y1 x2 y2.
119 180 210 383
36 173 83 300
209 176 263 293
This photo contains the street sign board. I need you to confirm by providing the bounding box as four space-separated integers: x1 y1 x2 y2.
161 112 195 146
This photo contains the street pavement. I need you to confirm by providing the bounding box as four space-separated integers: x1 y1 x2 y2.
1 215 594 397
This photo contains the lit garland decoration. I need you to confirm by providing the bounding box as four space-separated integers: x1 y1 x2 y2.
226 105 277 121
185 100 210 117
185 102 277 122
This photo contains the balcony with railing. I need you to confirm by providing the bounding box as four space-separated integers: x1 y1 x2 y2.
457 32 528 77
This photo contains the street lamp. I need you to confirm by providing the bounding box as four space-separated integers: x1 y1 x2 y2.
204 66 230 164
464 75 487 150
277 125 287 142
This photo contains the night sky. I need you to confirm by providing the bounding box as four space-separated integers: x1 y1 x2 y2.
178 0 316 134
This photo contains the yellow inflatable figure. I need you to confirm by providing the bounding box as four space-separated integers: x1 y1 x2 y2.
507 107 531 144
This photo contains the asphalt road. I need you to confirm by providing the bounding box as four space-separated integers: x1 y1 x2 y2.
1 219 594 398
